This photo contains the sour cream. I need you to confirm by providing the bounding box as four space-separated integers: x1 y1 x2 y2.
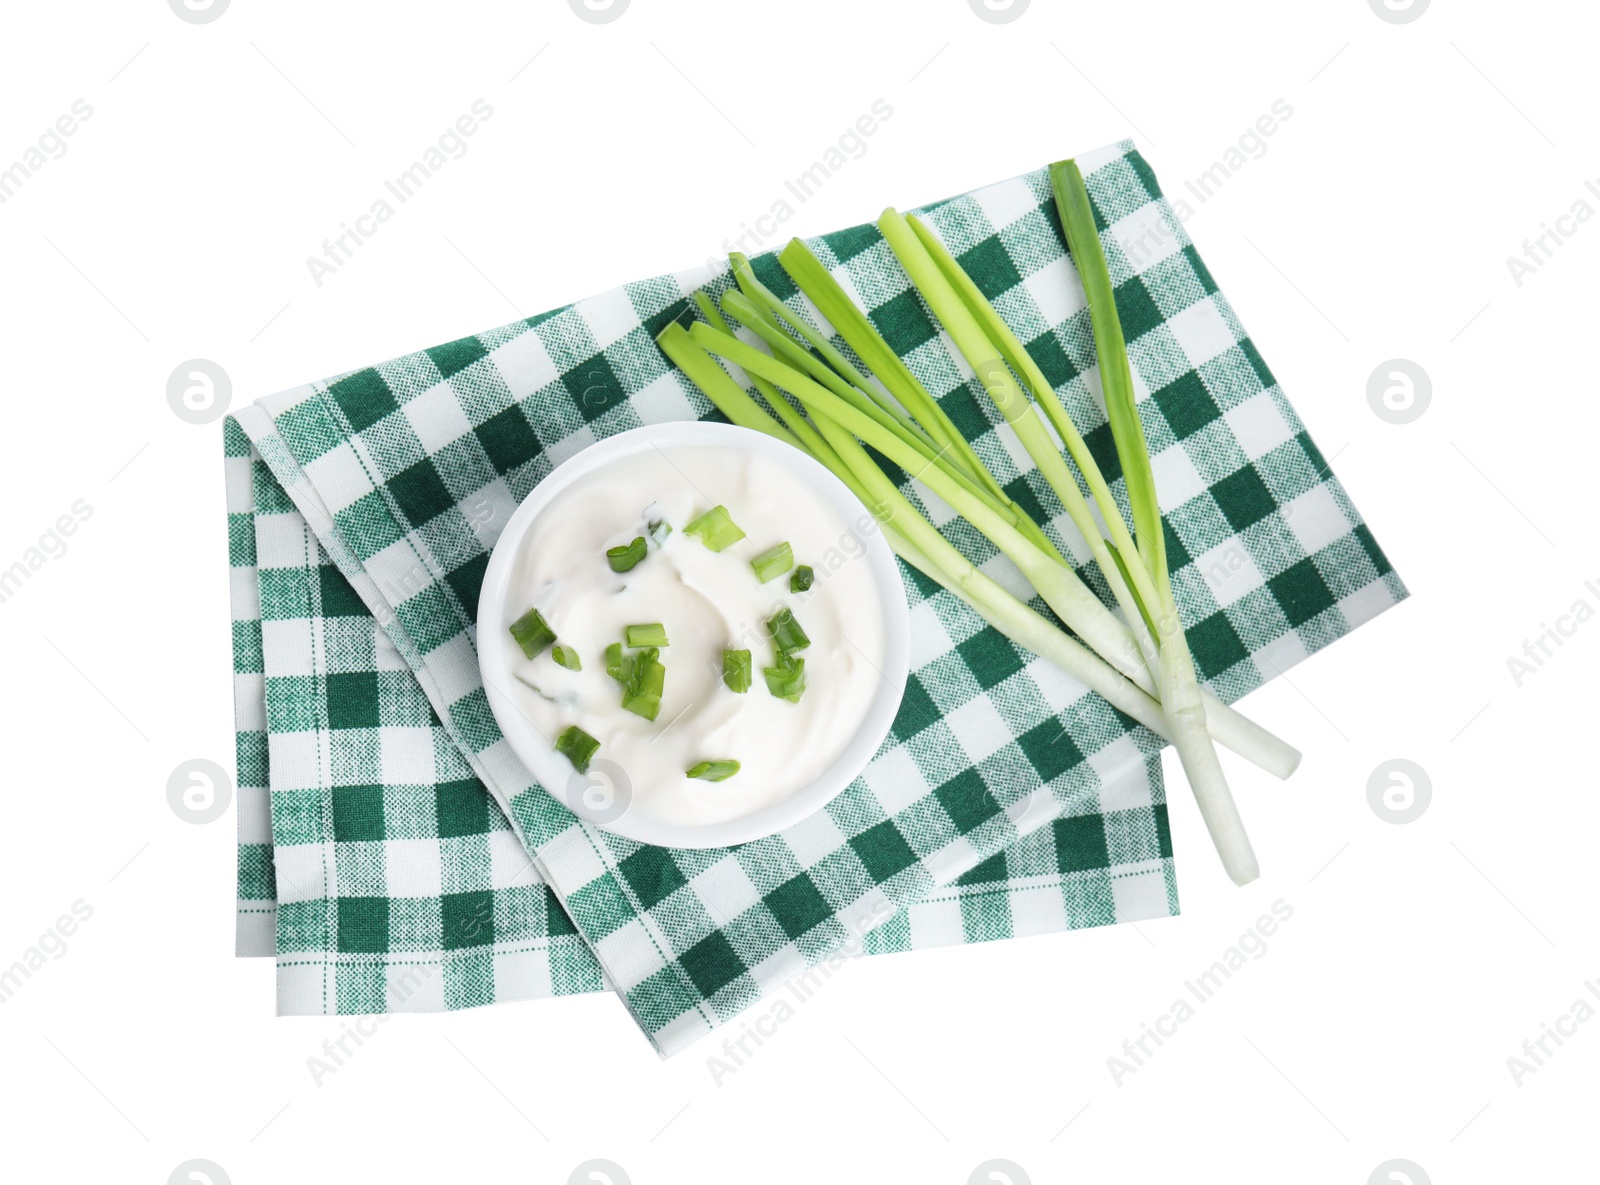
502 443 887 829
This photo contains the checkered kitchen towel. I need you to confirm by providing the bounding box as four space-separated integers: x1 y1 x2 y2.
227 422 1169 1009
226 139 1404 1054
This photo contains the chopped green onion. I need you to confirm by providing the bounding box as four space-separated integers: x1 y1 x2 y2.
722 648 752 693
766 607 810 654
751 541 793 583
763 652 806 704
647 518 672 547
620 646 665 721
508 607 556 659
686 760 740 782
550 644 581 671
608 636 665 717
607 536 647 572
790 565 814 593
554 725 600 775
685 504 746 552
625 622 669 648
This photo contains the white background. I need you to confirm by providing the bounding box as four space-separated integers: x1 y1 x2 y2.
0 0 1594 1181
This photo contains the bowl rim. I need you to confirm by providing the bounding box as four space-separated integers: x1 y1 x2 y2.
476 420 910 849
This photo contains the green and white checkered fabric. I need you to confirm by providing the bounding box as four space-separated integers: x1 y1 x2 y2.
229 416 1162 1012
226 140 1402 1054
227 417 277 958
226 418 604 1008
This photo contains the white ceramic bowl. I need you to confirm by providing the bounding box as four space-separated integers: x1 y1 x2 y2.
477 421 910 849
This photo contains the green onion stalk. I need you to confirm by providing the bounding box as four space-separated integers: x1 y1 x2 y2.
666 309 1292 777
690 323 1144 679
758 244 1066 565
716 287 1066 567
1050 159 1259 883
895 208 1290 775
658 320 1182 740
655 188 1302 882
